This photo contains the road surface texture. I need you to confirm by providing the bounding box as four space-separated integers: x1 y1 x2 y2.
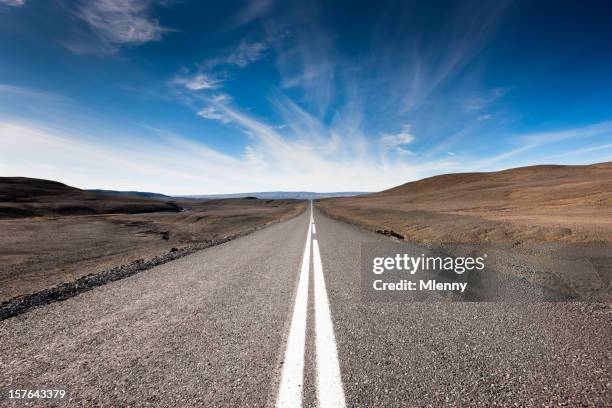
1 203 610 407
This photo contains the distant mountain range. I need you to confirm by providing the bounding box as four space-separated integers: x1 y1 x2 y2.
86 189 369 200
0 179 365 219
180 191 369 200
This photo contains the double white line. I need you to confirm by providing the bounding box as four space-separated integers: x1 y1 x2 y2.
277 203 346 408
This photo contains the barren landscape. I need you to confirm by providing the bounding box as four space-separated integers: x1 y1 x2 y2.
0 178 306 305
0 177 182 218
3 2 612 405
317 162 612 301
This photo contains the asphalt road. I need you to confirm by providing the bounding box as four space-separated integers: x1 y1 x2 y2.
1 203 610 407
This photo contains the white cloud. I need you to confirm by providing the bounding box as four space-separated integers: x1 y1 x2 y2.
464 88 513 112
262 3 335 116
387 3 513 113
207 104 456 192
0 120 246 194
546 143 612 160
477 114 493 121
198 106 230 123
211 93 231 103
0 83 67 102
472 121 612 170
72 0 170 52
172 73 219 91
226 40 269 67
204 36 277 71
380 125 416 150
520 121 612 145
0 101 458 194
396 147 416 156
232 0 275 27
0 0 25 7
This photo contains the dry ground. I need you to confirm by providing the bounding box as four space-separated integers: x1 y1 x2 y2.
317 162 612 246
0 198 306 302
317 162 612 301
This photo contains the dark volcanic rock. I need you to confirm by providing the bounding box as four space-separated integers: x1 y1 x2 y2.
376 229 404 240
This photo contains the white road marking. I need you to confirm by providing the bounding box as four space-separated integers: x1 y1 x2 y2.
312 238 346 408
276 215 312 408
310 200 313 223
278 202 345 407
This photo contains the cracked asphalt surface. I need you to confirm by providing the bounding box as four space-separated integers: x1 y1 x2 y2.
1 204 610 406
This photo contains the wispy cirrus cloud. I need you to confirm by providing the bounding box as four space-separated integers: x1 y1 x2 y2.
463 87 513 113
519 121 612 146
124 64 460 192
169 70 230 124
65 0 172 53
4 1 612 196
380 125 416 152
171 72 220 91
232 0 276 27
0 83 67 102
477 114 493 121
370 1 513 114
546 143 612 160
240 1 335 115
173 2 335 121
0 113 455 194
3 81 610 195
219 102 458 191
0 120 245 194
275 27 335 116
473 121 612 169
203 38 271 70
197 106 231 123
225 39 269 67
161 0 611 193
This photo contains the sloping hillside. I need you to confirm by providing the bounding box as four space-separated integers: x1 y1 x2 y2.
316 162 612 245
0 177 182 218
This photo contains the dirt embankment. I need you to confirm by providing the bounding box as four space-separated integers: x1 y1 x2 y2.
0 180 306 305
316 162 612 301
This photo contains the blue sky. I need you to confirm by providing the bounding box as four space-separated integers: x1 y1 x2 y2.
1 0 611 194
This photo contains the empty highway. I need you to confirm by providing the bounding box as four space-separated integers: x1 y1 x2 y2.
1 203 610 407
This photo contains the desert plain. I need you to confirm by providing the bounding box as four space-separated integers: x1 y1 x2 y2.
0 178 305 305
317 162 612 301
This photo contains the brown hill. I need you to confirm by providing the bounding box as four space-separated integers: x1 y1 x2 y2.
372 162 612 213
0 177 182 218
316 162 612 245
